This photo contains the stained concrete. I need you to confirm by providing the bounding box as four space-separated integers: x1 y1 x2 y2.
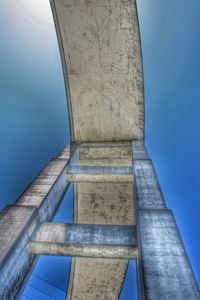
79 142 132 159
67 180 135 300
79 142 132 166
134 159 166 209
67 259 129 300
74 182 134 225
51 0 144 142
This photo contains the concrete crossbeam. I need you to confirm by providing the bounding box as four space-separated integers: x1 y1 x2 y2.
30 222 137 245
29 243 137 259
66 166 133 182
67 166 133 174
29 222 137 259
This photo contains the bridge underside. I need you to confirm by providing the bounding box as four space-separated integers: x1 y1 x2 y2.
0 0 199 299
51 0 144 142
50 0 144 296
68 142 135 300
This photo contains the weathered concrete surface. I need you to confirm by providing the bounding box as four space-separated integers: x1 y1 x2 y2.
79 142 131 159
51 0 144 142
16 168 68 222
0 145 70 300
74 182 134 225
132 143 200 300
138 210 200 300
0 205 39 300
134 159 166 209
30 242 137 260
67 259 129 300
67 181 135 300
78 142 132 166
29 223 137 258
16 148 70 222
31 222 136 245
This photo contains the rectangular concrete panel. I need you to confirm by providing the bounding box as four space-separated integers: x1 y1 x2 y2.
138 210 200 300
78 142 132 166
51 0 144 142
66 180 135 300
79 142 132 159
75 182 135 225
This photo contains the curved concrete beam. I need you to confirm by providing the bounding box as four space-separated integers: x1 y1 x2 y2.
51 0 144 142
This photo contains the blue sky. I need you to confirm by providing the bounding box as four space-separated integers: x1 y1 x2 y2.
0 0 199 298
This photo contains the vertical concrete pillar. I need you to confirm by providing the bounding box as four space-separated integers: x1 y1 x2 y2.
132 141 200 300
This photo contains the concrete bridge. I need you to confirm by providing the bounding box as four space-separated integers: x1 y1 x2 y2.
0 0 199 299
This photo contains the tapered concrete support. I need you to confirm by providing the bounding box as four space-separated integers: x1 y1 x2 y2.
0 145 70 300
132 142 200 300
29 223 137 258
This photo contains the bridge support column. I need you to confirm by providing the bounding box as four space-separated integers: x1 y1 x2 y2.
132 141 200 300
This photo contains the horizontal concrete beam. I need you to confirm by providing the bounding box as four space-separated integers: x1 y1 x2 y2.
29 222 137 259
29 243 137 259
66 166 133 182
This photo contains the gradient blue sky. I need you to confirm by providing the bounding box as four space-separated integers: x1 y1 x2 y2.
0 0 199 298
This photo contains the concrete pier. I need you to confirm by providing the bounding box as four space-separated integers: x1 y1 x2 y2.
132 142 200 299
0 145 70 300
